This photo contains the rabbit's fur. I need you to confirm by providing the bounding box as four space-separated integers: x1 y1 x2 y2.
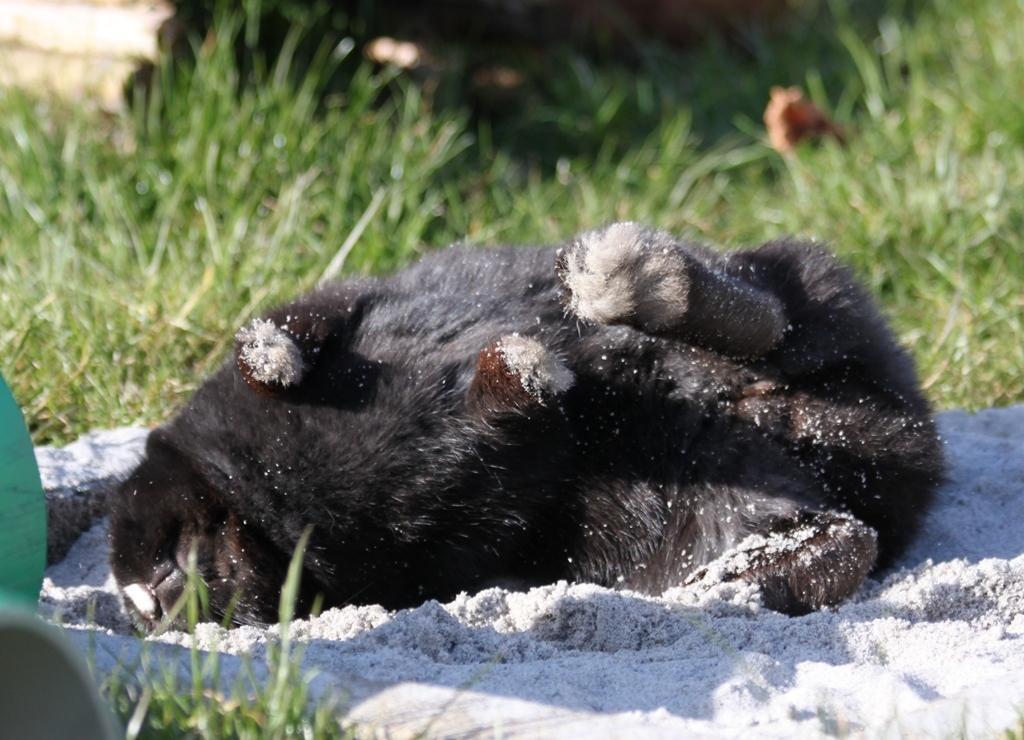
109 223 942 629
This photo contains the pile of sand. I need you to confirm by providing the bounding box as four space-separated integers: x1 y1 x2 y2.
37 407 1024 737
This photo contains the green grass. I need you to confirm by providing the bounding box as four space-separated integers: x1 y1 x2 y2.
1 0 1023 445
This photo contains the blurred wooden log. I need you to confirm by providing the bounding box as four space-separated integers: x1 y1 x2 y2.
0 0 175 109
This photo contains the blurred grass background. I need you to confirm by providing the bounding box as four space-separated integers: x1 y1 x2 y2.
1 0 1022 446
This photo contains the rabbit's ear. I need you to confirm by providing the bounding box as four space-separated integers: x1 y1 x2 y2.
234 283 371 397
468 334 574 414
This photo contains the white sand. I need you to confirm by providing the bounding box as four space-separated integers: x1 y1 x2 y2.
36 407 1024 737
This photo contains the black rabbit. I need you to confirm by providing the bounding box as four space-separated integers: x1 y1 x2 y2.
109 223 942 630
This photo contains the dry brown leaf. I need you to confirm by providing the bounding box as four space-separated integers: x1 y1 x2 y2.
763 86 845 154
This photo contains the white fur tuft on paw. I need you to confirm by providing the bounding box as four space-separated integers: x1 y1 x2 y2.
562 222 690 328
497 334 574 400
236 318 306 387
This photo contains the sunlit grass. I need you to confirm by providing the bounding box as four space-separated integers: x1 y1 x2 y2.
2 0 1022 445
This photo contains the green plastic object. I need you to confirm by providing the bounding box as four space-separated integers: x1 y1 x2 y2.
0 611 119 740
0 377 116 738
0 374 46 609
